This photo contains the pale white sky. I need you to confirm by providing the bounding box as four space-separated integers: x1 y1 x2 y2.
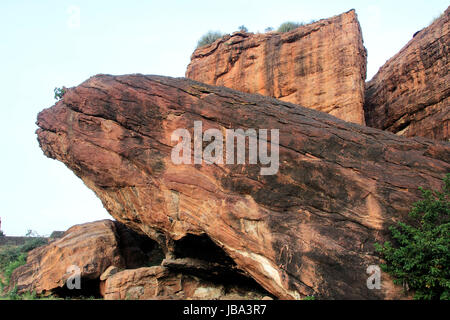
0 0 448 235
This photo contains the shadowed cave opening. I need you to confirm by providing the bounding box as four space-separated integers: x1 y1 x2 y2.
173 233 237 264
48 230 273 299
115 222 165 268
51 278 102 299
170 233 274 297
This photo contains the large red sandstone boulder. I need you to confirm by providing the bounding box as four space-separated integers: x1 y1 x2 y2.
364 6 449 141
36 74 449 299
186 10 367 125
9 220 162 296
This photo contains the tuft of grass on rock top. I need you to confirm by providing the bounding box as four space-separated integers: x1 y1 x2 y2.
277 21 304 33
197 31 224 48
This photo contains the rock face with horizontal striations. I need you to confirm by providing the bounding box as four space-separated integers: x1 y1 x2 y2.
364 6 450 141
8 220 163 296
102 266 269 300
186 10 367 125
36 74 449 299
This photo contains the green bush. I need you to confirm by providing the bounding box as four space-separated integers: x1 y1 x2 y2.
1 254 26 287
20 238 47 253
0 248 21 274
238 25 248 32
375 174 450 300
0 238 47 290
277 21 304 33
54 86 66 100
0 286 60 300
197 31 223 48
0 237 62 300
1 286 21 300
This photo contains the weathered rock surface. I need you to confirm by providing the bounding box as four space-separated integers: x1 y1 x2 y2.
186 10 367 125
102 266 269 300
9 220 162 296
364 6 449 141
36 74 450 299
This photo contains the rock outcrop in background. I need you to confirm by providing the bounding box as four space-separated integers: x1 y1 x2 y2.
186 10 367 125
9 220 163 297
364 7 449 141
35 74 449 299
9 219 269 299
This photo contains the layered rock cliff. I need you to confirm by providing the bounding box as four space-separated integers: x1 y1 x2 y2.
186 10 367 125
364 6 449 141
35 74 449 299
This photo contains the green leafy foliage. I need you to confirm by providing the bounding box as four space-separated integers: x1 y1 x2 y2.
238 25 248 32
0 237 47 293
1 286 21 300
277 21 304 32
0 248 23 277
20 238 47 253
0 286 59 300
54 86 66 100
375 174 450 300
197 31 223 48
0 236 93 300
1 253 26 288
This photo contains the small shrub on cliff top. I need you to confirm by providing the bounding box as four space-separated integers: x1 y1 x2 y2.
196 31 224 48
375 173 450 300
237 25 248 32
277 21 304 33
54 86 66 100
430 12 444 25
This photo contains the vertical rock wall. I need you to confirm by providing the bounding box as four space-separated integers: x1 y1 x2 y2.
364 6 449 141
186 10 367 125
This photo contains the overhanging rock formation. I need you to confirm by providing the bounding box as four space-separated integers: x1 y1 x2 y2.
365 6 449 141
186 10 367 125
36 74 450 299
